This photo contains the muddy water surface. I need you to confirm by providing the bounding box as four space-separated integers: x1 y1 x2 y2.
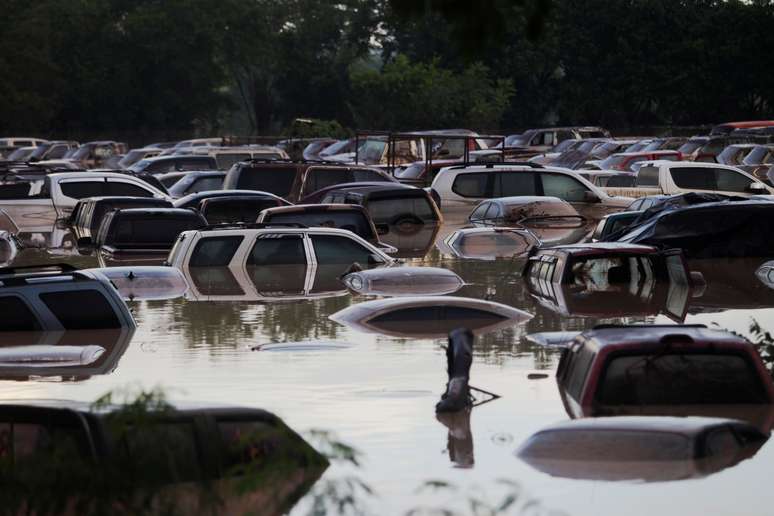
5 214 774 515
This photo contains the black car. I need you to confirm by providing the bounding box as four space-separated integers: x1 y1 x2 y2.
95 208 207 254
70 196 174 242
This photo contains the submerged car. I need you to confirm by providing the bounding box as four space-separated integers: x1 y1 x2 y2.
468 196 586 229
70 196 174 242
555 325 774 422
341 266 464 296
94 208 207 257
83 266 189 301
167 225 394 271
329 296 532 338
256 204 396 253
517 416 767 482
438 227 539 260
0 264 136 331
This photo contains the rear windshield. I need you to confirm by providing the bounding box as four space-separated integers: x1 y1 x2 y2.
111 217 202 246
521 430 692 462
236 167 296 198
369 306 506 334
202 199 280 225
597 352 767 404
636 166 660 187
40 290 121 329
265 211 374 240
0 296 41 331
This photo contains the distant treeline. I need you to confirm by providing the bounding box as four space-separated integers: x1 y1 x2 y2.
2 0 773 137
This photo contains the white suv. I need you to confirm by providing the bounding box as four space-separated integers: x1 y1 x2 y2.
429 164 631 220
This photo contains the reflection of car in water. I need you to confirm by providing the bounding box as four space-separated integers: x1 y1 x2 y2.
555 325 774 430
181 264 351 302
517 416 768 482
329 296 532 339
0 328 133 381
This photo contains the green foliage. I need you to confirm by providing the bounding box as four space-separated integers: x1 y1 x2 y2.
285 119 351 139
349 55 515 131
749 319 774 377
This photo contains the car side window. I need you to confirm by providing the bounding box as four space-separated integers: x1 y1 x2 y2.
49 145 68 159
310 234 375 265
670 167 717 190
60 181 105 199
0 296 41 331
247 233 306 266
39 290 121 329
215 154 249 170
484 203 501 220
190 236 244 266
179 159 211 171
495 172 537 197
540 173 589 202
452 173 489 197
188 176 224 194
715 168 754 193
303 168 352 196
106 181 155 197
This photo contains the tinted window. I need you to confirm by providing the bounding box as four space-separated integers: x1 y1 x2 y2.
106 182 154 197
366 196 437 224
565 345 595 399
40 290 121 329
715 168 753 192
111 217 202 246
670 168 716 190
637 166 660 187
311 234 374 265
520 430 692 462
48 145 68 159
215 154 249 170
606 175 636 187
247 234 306 266
494 172 537 197
202 198 280 224
187 176 223 194
540 173 589 202
179 158 213 171
60 181 105 199
145 160 176 173
303 168 352 196
266 211 374 240
248 264 307 295
597 352 767 404
190 236 243 266
189 267 244 296
237 167 296 198
353 169 389 182
368 306 506 334
0 296 40 331
452 173 489 197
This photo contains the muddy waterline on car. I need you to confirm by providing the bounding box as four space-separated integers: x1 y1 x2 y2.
5 213 774 515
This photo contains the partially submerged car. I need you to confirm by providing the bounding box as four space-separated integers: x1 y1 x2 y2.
329 296 532 338
319 183 442 232
555 325 774 422
256 204 396 253
517 416 768 482
83 266 189 301
616 198 774 258
437 227 539 260
94 208 207 258
222 161 396 203
0 264 136 331
430 164 630 220
341 266 464 296
167 225 394 271
0 399 327 514
70 196 174 242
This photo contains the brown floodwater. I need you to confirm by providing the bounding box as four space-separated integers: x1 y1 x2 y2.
5 212 774 515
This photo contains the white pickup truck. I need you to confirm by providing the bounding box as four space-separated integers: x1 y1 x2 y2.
0 171 170 227
603 160 774 199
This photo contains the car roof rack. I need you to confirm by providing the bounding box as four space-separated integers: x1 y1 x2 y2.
0 263 85 286
200 222 308 231
445 161 543 171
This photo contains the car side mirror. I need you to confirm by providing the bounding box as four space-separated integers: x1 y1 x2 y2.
748 182 767 193
583 191 600 203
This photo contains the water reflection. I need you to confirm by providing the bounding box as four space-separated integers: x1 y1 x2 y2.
436 409 474 468
0 328 134 381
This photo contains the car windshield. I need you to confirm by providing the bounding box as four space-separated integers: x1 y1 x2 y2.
7 147 35 160
320 139 351 156
599 155 627 169
505 134 530 146
357 139 387 163
677 141 704 155
743 146 774 165
70 145 93 159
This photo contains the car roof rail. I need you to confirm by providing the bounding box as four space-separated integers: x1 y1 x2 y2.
0 263 79 276
201 222 308 231
591 323 708 330
0 263 85 286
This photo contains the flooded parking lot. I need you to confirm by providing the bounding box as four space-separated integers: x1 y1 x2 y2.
5 212 774 515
